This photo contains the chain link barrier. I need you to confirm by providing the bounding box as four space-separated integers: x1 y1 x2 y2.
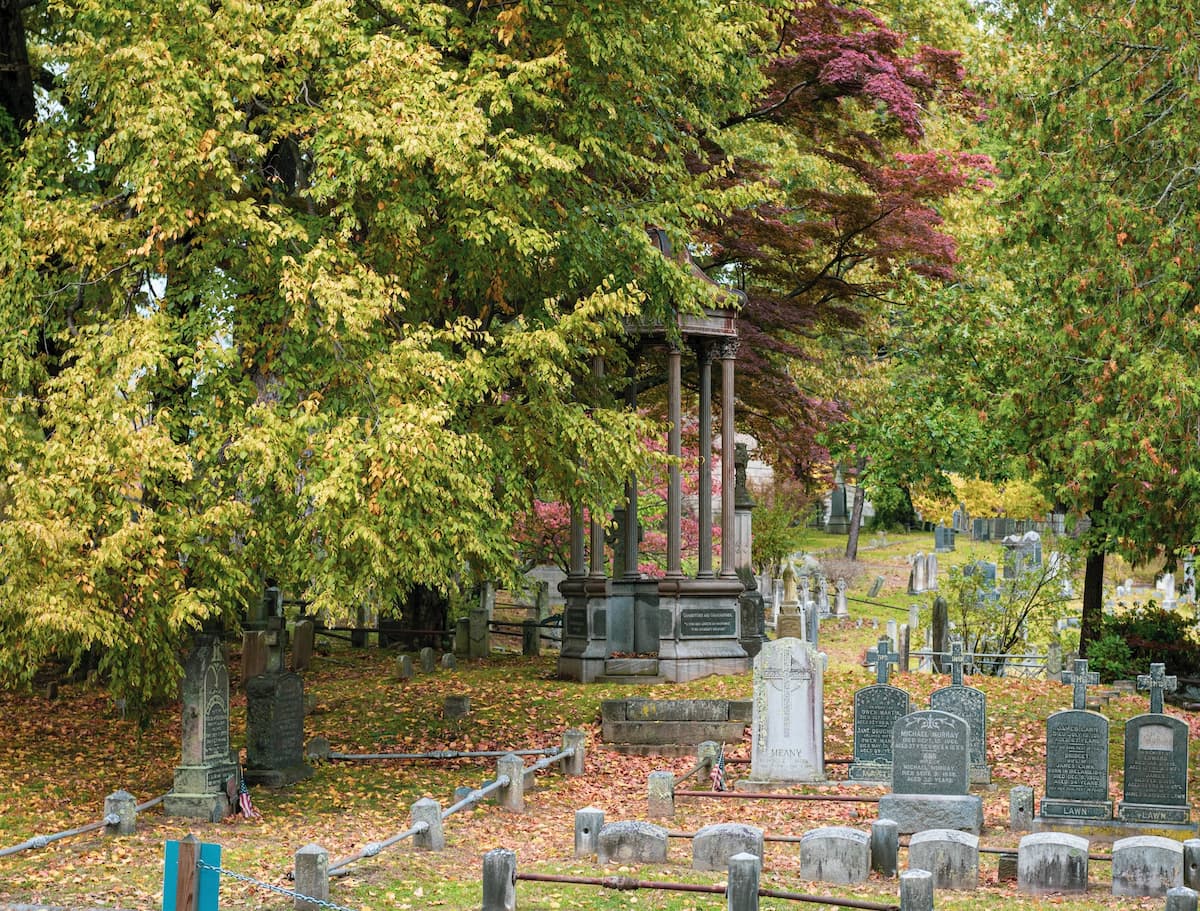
196 860 361 911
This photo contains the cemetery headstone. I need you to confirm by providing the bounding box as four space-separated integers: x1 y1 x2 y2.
692 823 763 871
935 524 955 553
244 666 314 787
1039 659 1112 821
913 553 928 594
868 576 885 598
1018 832 1090 894
879 710 983 834
925 552 938 591
396 654 414 679
847 638 910 782
1117 664 1190 825
799 827 870 884
834 578 848 618
241 630 268 682
907 829 979 890
164 635 239 820
291 619 315 672
817 576 830 619
931 596 948 673
930 640 992 784
420 646 436 673
747 637 825 784
1112 836 1185 897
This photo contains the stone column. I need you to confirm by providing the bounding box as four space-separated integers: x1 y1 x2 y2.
648 770 675 818
575 807 604 857
900 869 934 911
694 340 714 577
561 729 586 776
496 754 525 812
104 791 137 835
411 797 445 850
727 852 761 911
718 338 738 578
569 503 586 577
481 848 517 911
666 343 684 578
623 363 640 580
871 819 899 877
293 844 329 911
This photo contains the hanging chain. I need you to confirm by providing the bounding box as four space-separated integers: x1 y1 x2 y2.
196 860 362 911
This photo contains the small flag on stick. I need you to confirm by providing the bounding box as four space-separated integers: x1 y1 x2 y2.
710 744 727 792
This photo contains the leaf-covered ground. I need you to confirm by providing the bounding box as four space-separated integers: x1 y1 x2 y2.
0 537 1191 911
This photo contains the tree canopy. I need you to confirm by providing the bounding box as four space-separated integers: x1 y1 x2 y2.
0 0 992 700
984 0 1200 650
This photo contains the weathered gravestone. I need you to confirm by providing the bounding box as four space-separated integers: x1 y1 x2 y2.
1112 835 1184 897
1117 664 1190 825
847 639 910 783
925 552 939 591
164 635 240 820
879 710 983 834
244 629 314 788
934 524 955 553
930 640 991 784
745 637 824 785
244 670 314 787
291 619 315 672
931 596 949 673
1039 659 1112 822
800 826 870 884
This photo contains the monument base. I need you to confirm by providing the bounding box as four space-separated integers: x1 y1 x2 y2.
845 762 890 783
243 762 315 788
163 792 232 822
878 794 983 834
1032 815 1199 842
1039 797 1113 820
734 776 827 791
1117 802 1191 825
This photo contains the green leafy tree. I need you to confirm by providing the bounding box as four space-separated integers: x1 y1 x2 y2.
985 0 1200 654
0 0 770 700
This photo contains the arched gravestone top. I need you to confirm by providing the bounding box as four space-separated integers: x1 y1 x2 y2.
597 821 668 865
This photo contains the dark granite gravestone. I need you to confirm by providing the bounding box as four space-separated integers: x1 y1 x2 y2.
244 670 314 787
292 619 315 672
1040 659 1112 820
879 710 983 833
164 635 239 820
1117 664 1190 824
892 710 971 795
930 640 991 784
848 640 910 782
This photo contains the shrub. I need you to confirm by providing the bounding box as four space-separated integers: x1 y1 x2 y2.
1096 605 1200 679
1086 633 1134 681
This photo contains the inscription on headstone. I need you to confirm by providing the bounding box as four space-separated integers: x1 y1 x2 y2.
848 683 911 782
892 710 970 795
748 637 825 783
1117 664 1190 824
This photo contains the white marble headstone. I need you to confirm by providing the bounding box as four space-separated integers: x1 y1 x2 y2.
750 637 824 783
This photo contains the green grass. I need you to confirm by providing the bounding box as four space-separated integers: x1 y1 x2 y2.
0 548 1193 910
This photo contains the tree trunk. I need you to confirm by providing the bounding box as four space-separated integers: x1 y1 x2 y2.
1078 494 1108 658
0 0 36 138
845 482 865 560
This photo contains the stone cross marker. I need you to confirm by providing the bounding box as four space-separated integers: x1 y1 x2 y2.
1117 664 1191 825
748 637 825 784
1137 663 1177 714
1040 658 1112 821
1062 658 1099 710
948 639 965 686
875 637 900 684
